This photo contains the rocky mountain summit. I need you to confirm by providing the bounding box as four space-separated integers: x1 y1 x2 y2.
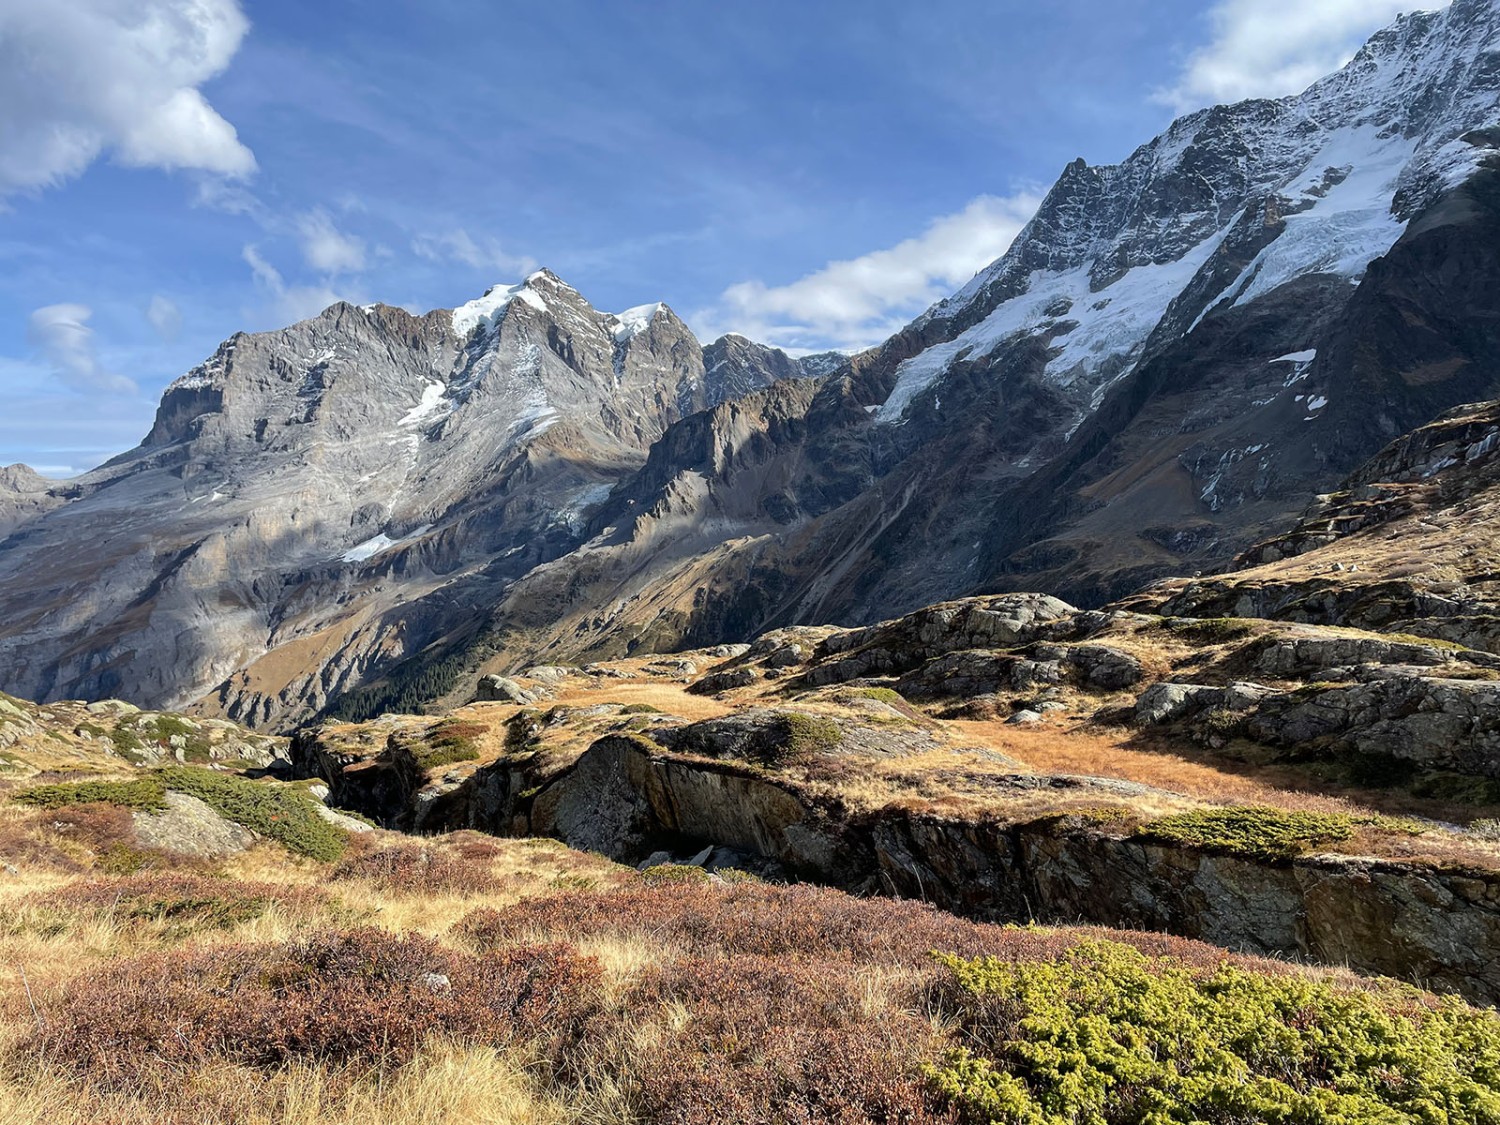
0 273 809 727
2 3 1499 731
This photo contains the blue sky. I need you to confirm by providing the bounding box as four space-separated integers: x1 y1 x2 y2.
0 0 1434 476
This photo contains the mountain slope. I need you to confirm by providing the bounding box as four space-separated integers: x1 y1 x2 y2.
375 0 1500 691
3 2 1500 729
0 273 807 727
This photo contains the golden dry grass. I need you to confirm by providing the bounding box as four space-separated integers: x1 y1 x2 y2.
0 827 641 1125
951 718 1351 810
542 677 735 720
0 1042 567 1125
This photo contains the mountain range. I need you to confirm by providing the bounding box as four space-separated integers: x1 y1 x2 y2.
2 0 1499 731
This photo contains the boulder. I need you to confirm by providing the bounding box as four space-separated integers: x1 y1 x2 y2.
1252 636 1465 678
689 667 760 695
131 792 254 858
1061 644 1144 690
762 643 805 668
474 675 536 704
1246 675 1500 777
644 659 698 678
1135 683 1224 725
524 665 578 685
703 644 752 659
314 804 376 833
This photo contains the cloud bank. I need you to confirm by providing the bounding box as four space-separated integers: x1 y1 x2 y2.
0 0 255 196
1159 0 1450 112
696 192 1042 353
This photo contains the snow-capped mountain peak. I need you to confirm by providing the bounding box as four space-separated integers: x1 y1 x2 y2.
878 0 1500 426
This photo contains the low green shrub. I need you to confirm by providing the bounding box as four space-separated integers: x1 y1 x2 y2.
412 719 485 769
850 687 907 706
781 713 842 758
619 703 661 714
1166 617 1258 643
928 939 1500 1125
640 864 712 885
14 778 167 811
155 767 347 861
1136 805 1355 860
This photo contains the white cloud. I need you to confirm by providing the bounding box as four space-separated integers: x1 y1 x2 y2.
693 193 1042 352
298 209 367 274
243 245 351 324
26 303 137 394
412 228 539 278
146 294 182 341
1159 0 1450 113
0 0 255 197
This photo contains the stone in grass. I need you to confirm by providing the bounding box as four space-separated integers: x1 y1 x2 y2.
132 792 254 858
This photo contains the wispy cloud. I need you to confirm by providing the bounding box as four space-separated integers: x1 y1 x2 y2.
146 295 183 341
693 192 1042 352
412 228 538 278
1157 0 1448 113
0 0 255 198
297 209 367 274
243 245 353 324
25 304 136 394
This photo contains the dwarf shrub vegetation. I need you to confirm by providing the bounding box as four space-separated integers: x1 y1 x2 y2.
38 874 326 935
928 939 1500 1125
1137 805 1356 860
155 767 347 861
36 929 602 1082
411 719 486 769
14 777 168 811
331 835 505 894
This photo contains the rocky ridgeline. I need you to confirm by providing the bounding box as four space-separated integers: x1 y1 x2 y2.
0 692 281 772
287 594 1500 1003
1124 397 1500 656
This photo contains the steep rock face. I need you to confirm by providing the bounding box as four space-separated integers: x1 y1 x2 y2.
290 720 1500 1005
0 273 800 728
1121 397 1500 651
698 334 805 412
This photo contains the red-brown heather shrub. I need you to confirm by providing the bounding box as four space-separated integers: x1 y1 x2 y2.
34 928 604 1085
456 879 1256 973
0 810 81 872
623 953 957 1124
0 801 176 873
329 833 507 895
37 873 328 930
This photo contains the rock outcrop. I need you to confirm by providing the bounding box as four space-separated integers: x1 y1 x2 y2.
291 714 1500 1005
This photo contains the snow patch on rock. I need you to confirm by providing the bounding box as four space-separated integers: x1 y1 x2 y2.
451 280 548 340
